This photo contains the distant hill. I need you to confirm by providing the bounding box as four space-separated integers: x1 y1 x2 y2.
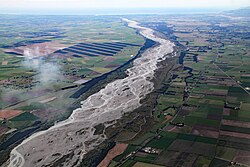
224 7 250 16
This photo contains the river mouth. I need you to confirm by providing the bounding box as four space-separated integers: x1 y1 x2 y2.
8 19 175 167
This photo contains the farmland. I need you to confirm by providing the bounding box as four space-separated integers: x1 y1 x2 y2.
0 9 249 167
0 15 145 165
100 11 250 167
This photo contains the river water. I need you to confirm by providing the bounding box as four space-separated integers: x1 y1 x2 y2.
8 19 175 167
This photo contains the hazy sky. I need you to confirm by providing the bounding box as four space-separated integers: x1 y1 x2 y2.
1 0 250 10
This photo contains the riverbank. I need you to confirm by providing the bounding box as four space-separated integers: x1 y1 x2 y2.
0 25 155 167
7 19 175 167
80 51 177 167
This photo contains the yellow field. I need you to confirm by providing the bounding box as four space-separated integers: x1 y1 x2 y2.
90 67 111 73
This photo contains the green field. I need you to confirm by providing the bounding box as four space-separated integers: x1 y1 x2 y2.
107 12 250 167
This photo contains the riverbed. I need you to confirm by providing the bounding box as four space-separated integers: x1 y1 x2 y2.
7 19 175 167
